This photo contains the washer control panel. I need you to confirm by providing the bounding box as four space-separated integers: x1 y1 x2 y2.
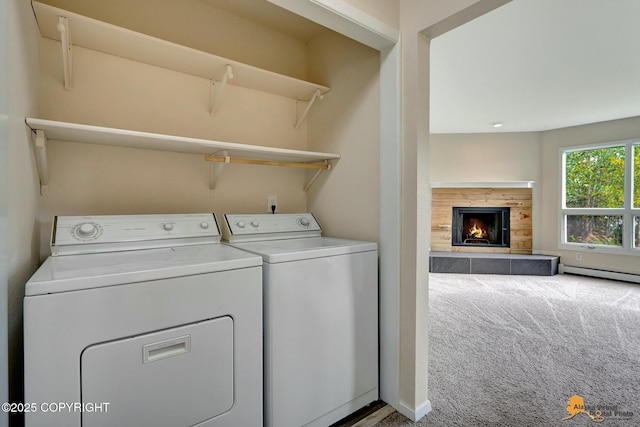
222 213 321 242
51 213 220 255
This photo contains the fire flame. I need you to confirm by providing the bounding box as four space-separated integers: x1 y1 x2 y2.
468 222 486 238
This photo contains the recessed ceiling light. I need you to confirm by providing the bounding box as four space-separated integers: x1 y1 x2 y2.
492 122 503 128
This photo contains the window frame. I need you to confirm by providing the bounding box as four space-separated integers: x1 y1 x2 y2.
559 140 640 255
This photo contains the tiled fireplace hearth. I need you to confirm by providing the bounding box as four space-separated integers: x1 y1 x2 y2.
429 251 559 276
430 182 558 275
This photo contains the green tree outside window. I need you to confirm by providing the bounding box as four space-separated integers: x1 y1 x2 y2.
565 146 625 208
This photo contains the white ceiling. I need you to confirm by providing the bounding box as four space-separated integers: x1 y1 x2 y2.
430 0 640 134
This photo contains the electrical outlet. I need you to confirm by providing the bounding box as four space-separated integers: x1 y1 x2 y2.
575 252 582 261
268 196 277 213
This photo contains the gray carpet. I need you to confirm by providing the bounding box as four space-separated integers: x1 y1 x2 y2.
377 273 640 427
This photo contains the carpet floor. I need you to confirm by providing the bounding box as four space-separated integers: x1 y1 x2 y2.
376 273 640 427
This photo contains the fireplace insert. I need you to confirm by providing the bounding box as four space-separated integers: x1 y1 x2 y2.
452 207 510 247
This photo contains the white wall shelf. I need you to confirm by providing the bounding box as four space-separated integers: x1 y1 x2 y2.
32 1 330 118
26 118 340 193
29 2 338 193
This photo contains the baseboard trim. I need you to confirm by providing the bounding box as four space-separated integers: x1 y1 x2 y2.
533 249 562 257
559 264 640 284
397 399 432 422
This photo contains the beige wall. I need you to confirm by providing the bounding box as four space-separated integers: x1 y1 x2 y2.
430 132 541 182
38 37 309 256
306 31 380 242
540 116 640 274
7 0 41 419
430 132 542 250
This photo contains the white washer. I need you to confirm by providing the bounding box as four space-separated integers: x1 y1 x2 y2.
24 213 263 427
221 213 378 427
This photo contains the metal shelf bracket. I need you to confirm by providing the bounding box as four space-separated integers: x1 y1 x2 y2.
304 160 330 191
33 129 49 196
57 16 73 91
210 65 234 115
294 89 323 129
209 150 228 190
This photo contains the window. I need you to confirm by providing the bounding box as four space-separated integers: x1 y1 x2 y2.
561 141 640 254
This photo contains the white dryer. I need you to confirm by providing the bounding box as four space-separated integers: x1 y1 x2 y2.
24 213 263 427
221 213 378 427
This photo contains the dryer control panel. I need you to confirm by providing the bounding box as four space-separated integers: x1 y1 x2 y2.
51 213 220 256
222 213 321 242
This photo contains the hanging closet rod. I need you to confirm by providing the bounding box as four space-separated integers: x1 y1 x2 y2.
204 155 330 170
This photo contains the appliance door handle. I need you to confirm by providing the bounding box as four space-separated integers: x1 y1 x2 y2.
143 335 191 363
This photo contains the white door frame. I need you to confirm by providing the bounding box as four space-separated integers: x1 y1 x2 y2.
267 0 510 418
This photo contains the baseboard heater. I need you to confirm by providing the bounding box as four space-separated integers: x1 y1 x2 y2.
559 264 640 285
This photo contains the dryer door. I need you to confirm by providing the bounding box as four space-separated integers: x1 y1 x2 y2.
81 316 234 427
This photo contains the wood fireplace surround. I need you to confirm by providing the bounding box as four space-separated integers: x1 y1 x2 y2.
431 184 533 254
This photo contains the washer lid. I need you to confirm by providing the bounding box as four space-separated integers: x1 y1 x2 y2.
227 237 377 263
26 244 262 296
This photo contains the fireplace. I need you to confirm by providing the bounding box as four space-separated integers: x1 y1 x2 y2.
452 207 510 248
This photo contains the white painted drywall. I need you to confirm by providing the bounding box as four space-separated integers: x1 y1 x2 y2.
0 0 8 420
306 31 380 243
342 0 400 29
5 0 41 420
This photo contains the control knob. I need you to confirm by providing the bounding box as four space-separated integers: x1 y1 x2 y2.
236 222 245 228
77 222 97 237
163 223 174 231
299 217 310 227
251 221 259 228
200 222 209 229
